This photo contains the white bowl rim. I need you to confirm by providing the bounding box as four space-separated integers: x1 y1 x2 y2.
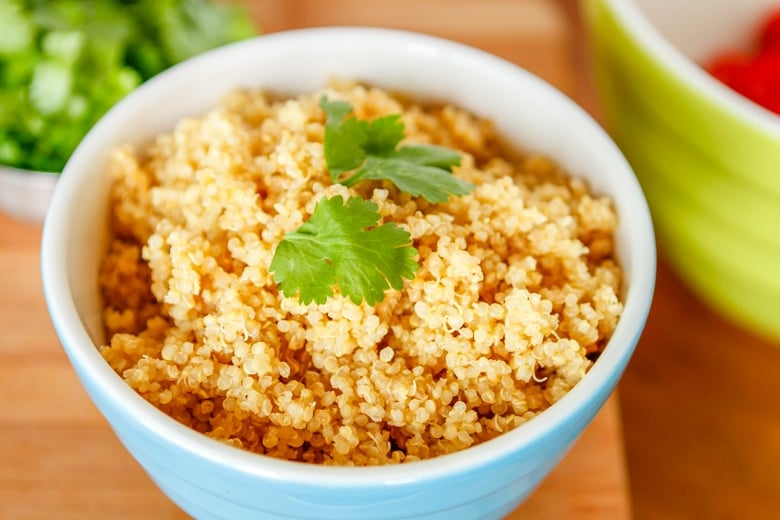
600 0 780 138
41 26 656 489
0 163 58 223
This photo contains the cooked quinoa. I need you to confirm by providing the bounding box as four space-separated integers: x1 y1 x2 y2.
99 81 623 465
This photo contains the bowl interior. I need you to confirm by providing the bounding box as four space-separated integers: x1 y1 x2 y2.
635 0 778 62
608 0 780 135
632 0 780 128
42 28 656 490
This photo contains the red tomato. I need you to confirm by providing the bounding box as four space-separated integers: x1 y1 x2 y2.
759 8 780 51
707 51 752 91
747 50 780 114
705 8 780 115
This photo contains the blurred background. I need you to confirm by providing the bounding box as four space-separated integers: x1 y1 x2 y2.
1 1 779 519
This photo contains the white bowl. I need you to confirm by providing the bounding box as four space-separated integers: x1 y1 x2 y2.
0 165 58 222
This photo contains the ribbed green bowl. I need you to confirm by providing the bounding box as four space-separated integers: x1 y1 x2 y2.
585 0 780 341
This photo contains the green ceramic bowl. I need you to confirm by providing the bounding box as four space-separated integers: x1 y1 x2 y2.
585 0 780 341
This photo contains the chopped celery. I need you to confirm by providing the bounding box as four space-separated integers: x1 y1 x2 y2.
0 0 257 173
29 61 73 115
0 1 34 53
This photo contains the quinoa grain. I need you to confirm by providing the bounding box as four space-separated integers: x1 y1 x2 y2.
99 82 623 465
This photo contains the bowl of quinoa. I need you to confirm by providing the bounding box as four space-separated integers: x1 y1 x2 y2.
42 27 655 520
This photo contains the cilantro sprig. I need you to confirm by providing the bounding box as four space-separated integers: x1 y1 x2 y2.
321 97 473 203
269 96 475 305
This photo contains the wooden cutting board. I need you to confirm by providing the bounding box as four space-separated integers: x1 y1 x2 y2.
0 1 631 517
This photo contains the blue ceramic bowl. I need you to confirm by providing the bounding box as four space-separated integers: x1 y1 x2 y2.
41 28 655 520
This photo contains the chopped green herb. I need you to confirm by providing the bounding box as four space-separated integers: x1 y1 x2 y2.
0 0 256 173
269 195 418 306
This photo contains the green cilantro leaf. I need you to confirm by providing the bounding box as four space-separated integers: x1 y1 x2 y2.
322 113 368 176
363 113 404 155
345 153 474 203
269 195 418 306
319 96 474 202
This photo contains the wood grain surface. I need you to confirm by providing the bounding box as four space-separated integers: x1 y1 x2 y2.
2 1 779 519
